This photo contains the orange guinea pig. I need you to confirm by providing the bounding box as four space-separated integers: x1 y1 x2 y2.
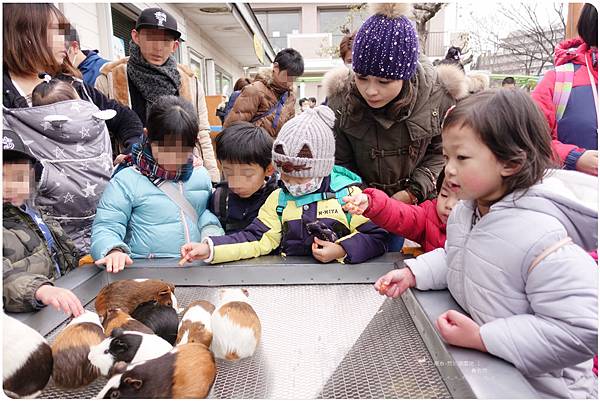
95 279 177 318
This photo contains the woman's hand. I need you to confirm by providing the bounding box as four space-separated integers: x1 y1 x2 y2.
35 285 85 317
342 193 370 215
180 242 210 264
374 267 416 298
311 238 346 263
435 310 487 352
94 249 133 273
576 150 598 176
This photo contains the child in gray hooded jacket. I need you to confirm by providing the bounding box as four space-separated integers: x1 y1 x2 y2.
375 89 598 398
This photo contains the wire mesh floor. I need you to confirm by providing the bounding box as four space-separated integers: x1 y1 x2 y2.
39 284 451 399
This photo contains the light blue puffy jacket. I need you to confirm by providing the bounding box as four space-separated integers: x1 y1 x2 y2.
91 166 224 259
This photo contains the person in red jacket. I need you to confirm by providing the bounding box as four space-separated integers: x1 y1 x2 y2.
531 3 598 176
343 170 458 254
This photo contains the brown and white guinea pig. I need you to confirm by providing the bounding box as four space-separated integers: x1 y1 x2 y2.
88 328 173 376
3 314 53 398
131 300 179 345
95 279 178 318
50 311 105 388
176 300 215 347
211 288 261 360
97 343 216 399
103 308 154 336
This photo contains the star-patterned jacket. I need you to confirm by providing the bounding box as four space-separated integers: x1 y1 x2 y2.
3 99 114 254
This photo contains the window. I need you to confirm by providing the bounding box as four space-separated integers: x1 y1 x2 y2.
318 8 367 49
215 66 232 96
111 6 135 56
188 48 207 94
254 10 301 52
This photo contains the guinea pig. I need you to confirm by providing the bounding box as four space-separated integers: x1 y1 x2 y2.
96 343 216 399
50 311 105 388
95 279 178 318
176 300 215 347
103 308 154 336
131 300 179 345
3 314 53 398
88 328 172 376
211 288 261 360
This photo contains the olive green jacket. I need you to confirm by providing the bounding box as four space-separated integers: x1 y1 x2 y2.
3 203 79 312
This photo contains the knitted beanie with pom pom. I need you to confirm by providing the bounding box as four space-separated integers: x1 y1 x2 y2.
271 105 336 178
352 3 419 80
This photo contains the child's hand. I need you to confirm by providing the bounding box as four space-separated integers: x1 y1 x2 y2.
435 310 487 352
342 193 369 215
374 267 416 298
35 285 85 317
576 150 598 176
312 238 346 263
180 242 210 264
95 249 133 273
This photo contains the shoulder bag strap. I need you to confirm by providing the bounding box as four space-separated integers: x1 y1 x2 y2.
157 180 199 222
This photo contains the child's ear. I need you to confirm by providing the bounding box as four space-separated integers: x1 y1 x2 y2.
500 153 526 177
265 163 276 178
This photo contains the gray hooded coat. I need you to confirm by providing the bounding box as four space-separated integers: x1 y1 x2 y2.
3 99 113 254
405 169 598 398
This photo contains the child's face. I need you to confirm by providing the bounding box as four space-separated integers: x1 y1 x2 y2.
221 161 273 198
436 181 459 224
354 73 404 108
150 137 193 172
442 124 512 205
3 161 33 206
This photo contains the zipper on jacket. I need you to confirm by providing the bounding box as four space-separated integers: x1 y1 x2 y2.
179 182 191 244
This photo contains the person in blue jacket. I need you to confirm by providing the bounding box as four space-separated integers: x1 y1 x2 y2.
66 28 109 87
91 96 223 272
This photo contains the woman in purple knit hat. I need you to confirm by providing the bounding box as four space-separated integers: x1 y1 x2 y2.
322 3 468 250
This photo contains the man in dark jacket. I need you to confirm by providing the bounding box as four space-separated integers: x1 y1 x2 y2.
66 28 109 87
3 129 84 315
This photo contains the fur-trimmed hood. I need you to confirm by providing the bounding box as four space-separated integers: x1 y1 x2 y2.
323 62 469 101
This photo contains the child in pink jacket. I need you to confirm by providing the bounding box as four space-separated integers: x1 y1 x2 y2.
343 171 458 253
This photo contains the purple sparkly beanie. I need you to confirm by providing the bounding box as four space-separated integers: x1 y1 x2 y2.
352 3 419 80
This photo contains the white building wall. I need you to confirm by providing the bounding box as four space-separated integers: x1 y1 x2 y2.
60 2 103 51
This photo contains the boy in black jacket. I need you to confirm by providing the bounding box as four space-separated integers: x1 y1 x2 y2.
210 122 277 233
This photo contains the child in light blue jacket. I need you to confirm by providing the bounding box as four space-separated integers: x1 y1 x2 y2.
91 96 223 272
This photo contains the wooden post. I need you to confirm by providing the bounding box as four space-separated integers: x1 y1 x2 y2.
566 3 585 39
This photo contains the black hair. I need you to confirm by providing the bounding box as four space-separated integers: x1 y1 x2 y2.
67 26 80 45
274 48 304 77
299 97 308 106
216 122 274 170
309 97 316 103
578 3 598 47
502 76 516 86
442 89 556 198
146 96 198 148
435 169 446 194
32 76 79 106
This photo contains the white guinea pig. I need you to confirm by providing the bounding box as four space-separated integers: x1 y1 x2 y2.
3 314 53 398
210 288 261 360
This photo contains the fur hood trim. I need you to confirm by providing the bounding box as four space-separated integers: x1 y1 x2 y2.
435 64 469 100
99 57 194 78
324 63 469 101
466 73 490 94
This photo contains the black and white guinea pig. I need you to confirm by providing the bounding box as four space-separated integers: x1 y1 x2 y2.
131 300 179 345
51 311 105 388
103 308 154 336
3 314 53 398
97 343 216 399
87 328 173 376
176 300 215 347
211 288 261 360
95 279 178 318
